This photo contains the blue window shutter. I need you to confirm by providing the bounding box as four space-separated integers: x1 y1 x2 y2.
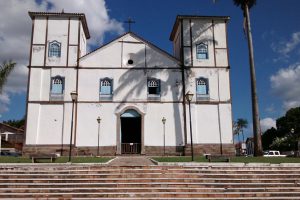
196 43 208 60
51 77 63 94
197 85 207 94
196 78 208 95
100 78 113 95
101 86 111 94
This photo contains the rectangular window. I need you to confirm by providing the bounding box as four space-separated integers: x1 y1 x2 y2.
48 41 61 57
100 78 113 100
50 76 64 101
147 78 161 100
196 43 208 59
196 77 209 101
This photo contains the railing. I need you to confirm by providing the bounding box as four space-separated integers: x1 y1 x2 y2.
121 143 141 154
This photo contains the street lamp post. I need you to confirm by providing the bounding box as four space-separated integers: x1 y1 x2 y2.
185 91 194 161
68 91 78 163
97 117 101 157
291 128 295 151
162 117 166 156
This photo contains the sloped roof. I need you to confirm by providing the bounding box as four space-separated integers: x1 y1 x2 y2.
0 123 24 133
80 31 180 63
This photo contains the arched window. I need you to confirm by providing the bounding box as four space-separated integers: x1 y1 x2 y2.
147 78 160 96
100 78 113 95
51 76 64 94
196 77 209 95
49 41 61 57
196 43 208 59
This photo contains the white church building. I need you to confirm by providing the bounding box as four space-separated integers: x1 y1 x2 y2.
24 11 234 156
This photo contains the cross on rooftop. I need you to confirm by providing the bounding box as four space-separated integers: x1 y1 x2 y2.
124 17 135 32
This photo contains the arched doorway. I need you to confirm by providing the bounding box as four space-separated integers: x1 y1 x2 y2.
120 109 141 154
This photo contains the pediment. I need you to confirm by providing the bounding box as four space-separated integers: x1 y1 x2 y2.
79 32 180 68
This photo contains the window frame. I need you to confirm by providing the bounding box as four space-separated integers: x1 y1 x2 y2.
50 75 65 101
99 78 113 100
147 78 161 100
196 43 208 60
196 77 209 101
48 40 61 58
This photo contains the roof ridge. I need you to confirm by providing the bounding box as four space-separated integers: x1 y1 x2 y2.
80 32 180 64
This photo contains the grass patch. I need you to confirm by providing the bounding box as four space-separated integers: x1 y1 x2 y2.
231 156 300 163
153 156 207 162
0 156 32 163
55 156 112 163
152 156 300 163
0 156 113 163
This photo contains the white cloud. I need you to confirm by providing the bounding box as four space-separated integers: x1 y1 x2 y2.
0 0 123 116
270 63 300 111
271 31 300 60
47 0 124 46
260 117 276 132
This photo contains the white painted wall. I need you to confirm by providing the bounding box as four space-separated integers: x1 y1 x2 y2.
37 104 63 144
26 14 233 152
46 19 68 66
78 68 182 102
28 68 77 101
80 33 180 68
144 103 184 146
25 104 40 144
32 18 46 44
31 46 45 66
76 103 117 146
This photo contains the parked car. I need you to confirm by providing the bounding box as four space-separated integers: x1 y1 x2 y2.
263 150 286 157
0 151 21 157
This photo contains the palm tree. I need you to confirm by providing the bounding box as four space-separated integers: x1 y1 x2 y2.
236 118 248 143
0 61 16 93
233 0 263 156
233 121 240 143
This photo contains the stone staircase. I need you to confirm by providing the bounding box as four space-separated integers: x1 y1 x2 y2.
0 164 300 199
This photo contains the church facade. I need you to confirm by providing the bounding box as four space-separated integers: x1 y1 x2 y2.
24 12 234 156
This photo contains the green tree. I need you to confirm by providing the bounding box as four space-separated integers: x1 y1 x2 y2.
262 127 277 150
262 107 300 151
0 60 16 93
233 0 263 156
237 118 248 143
233 121 240 143
2 117 25 129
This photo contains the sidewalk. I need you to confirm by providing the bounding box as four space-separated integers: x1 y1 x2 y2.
109 156 155 166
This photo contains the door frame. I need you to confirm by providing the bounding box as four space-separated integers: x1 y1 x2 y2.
116 106 145 155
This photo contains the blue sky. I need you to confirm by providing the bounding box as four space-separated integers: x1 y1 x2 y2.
1 0 300 141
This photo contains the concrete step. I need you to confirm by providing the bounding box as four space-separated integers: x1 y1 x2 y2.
0 182 297 188
1 164 300 198
0 177 298 184
1 173 300 180
2 168 300 174
1 187 300 193
2 165 300 171
1 191 300 198
1 198 300 200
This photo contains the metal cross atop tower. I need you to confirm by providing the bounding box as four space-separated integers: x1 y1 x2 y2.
124 17 135 32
